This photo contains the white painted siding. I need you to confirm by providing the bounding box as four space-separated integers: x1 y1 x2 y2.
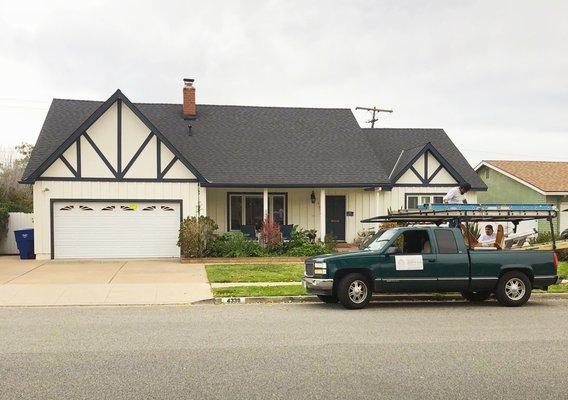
0 213 34 255
207 188 380 243
33 180 200 259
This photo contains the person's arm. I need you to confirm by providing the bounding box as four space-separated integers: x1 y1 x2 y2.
443 188 455 204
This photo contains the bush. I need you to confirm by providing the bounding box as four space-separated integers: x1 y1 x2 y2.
556 248 568 262
535 231 552 244
259 219 282 252
177 216 218 258
0 207 8 240
284 242 331 257
279 226 336 257
207 232 268 258
354 228 376 247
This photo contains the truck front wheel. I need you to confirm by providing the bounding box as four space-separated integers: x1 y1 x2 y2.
337 273 372 309
496 271 532 307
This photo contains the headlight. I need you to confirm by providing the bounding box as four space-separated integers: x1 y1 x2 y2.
314 262 327 275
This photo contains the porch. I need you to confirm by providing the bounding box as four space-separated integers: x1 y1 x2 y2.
204 187 382 243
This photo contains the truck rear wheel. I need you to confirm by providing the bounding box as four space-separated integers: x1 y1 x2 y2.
317 294 338 303
337 273 372 309
461 291 492 302
496 271 532 307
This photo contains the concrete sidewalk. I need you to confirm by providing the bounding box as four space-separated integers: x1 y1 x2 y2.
0 257 213 306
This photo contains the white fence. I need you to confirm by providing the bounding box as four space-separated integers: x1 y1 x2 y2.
0 212 34 255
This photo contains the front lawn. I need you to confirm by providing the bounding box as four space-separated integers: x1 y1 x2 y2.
213 285 307 297
206 263 304 283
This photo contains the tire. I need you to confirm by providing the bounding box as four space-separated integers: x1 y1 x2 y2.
337 273 372 309
317 294 338 304
496 271 532 307
461 291 492 302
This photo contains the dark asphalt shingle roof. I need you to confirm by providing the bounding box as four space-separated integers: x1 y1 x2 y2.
363 128 486 189
22 96 486 190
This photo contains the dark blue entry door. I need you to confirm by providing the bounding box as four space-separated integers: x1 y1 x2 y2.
326 196 346 241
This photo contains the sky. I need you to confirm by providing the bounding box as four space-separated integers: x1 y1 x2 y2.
0 0 567 166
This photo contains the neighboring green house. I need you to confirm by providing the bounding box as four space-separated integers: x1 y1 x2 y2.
475 160 568 235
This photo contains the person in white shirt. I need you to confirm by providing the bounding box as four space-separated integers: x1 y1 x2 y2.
443 183 471 204
478 225 496 247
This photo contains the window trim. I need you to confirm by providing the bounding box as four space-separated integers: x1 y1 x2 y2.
227 192 288 231
404 192 447 209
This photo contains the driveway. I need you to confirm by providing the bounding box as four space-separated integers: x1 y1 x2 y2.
0 257 212 306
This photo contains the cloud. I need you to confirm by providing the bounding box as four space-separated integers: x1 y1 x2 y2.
0 0 566 164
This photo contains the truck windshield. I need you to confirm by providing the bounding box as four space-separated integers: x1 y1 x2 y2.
365 229 399 252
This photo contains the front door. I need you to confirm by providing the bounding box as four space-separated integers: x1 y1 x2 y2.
326 196 346 241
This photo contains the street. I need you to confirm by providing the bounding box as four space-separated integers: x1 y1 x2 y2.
1 299 567 399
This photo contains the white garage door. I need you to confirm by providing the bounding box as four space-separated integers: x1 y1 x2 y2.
53 201 181 259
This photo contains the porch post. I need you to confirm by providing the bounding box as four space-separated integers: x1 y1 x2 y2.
375 188 381 231
320 189 326 241
263 188 269 220
198 184 206 217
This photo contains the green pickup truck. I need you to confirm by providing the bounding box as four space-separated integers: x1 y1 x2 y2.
303 226 561 309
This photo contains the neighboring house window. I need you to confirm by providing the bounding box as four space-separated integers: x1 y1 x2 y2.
406 194 444 209
229 193 287 230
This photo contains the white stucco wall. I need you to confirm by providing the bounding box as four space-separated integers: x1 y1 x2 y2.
33 180 200 259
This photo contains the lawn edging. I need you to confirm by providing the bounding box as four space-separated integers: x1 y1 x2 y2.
182 257 306 264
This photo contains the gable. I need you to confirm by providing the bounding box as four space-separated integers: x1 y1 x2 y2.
36 93 197 182
393 147 459 185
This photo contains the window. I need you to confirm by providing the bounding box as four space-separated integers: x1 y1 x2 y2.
229 193 287 231
391 230 431 254
435 230 458 253
406 194 445 209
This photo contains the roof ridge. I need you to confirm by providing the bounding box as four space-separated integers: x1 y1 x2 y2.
362 127 445 131
53 98 351 111
486 159 568 164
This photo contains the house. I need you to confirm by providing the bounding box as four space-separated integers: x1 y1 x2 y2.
21 79 486 259
475 160 568 234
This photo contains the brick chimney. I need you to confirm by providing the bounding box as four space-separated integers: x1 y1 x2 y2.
183 78 196 119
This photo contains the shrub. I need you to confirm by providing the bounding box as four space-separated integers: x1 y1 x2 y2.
535 231 552 244
278 225 336 256
259 219 282 252
556 248 568 262
354 228 376 247
207 232 268 258
0 207 8 241
177 216 218 258
285 242 330 257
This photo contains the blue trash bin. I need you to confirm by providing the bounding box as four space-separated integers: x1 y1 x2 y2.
14 229 35 260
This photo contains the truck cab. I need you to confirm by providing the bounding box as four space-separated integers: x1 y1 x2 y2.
303 225 561 309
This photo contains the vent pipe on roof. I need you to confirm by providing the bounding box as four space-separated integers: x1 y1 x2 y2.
183 78 196 119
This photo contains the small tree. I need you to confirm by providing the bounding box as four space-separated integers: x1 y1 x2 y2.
177 216 218 258
259 218 282 252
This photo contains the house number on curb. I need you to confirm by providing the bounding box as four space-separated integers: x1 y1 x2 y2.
222 297 245 304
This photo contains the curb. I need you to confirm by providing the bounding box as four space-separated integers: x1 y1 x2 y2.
197 292 568 305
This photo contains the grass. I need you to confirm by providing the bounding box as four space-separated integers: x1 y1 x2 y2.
205 263 304 283
213 285 308 297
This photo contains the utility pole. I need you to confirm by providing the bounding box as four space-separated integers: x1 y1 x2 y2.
355 106 393 128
